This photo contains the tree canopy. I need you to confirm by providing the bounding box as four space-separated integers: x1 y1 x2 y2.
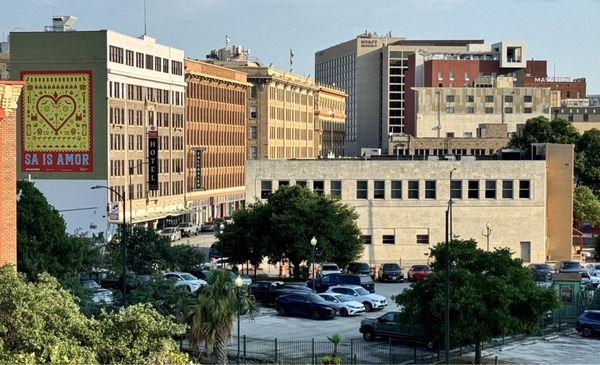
508 116 580 151
573 185 600 227
394 239 558 364
576 128 600 191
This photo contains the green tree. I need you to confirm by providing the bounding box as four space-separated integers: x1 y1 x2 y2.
394 240 558 364
508 116 580 151
576 128 600 191
189 271 258 364
167 244 206 271
573 185 600 227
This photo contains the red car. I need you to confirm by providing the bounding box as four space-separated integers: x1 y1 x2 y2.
408 265 432 281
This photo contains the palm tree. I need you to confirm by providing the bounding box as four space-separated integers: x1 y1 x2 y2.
189 270 257 364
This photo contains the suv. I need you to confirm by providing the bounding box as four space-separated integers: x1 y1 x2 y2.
360 311 426 345
377 263 403 283
317 263 342 278
178 222 199 237
326 285 386 312
555 260 585 273
307 273 374 293
346 262 372 276
576 310 600 337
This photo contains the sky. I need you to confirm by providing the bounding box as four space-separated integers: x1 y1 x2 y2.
3 0 600 93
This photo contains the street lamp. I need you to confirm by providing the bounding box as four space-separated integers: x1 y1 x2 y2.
91 185 128 306
234 276 244 365
219 223 225 263
445 167 456 364
482 222 492 251
128 160 148 225
310 236 317 293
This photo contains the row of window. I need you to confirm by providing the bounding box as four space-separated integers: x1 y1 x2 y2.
444 94 534 103
108 45 183 75
187 82 246 105
268 106 315 123
268 87 315 105
110 158 184 177
109 81 184 106
186 104 246 126
444 106 535 114
267 126 314 141
260 180 341 199
361 234 429 245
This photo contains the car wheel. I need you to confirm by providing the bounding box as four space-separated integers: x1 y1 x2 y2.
363 329 375 341
363 302 373 312
340 308 349 317
276 305 286 316
582 327 593 337
312 310 321 320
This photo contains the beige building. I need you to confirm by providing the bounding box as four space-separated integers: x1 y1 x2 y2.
314 85 346 156
246 144 574 266
413 79 552 138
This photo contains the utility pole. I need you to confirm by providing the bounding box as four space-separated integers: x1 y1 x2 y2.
445 167 456 364
482 222 492 251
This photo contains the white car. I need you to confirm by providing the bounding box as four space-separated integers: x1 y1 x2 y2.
586 263 600 276
318 292 365 316
80 279 114 304
160 227 181 242
326 285 387 312
164 272 207 293
317 263 342 278
581 271 600 288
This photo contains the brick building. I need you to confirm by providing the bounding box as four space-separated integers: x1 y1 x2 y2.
184 59 251 221
0 82 24 267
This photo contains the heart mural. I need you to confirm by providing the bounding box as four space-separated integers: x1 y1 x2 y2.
35 92 77 134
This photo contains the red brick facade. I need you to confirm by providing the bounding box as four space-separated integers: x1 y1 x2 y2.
0 111 17 267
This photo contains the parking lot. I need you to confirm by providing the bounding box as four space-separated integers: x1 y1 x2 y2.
237 281 412 341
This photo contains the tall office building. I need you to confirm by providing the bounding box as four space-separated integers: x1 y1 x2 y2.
10 17 186 234
315 32 480 155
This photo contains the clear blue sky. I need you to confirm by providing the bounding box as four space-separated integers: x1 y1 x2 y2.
4 0 599 93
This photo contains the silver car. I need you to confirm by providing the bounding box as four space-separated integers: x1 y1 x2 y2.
160 227 181 242
164 272 207 293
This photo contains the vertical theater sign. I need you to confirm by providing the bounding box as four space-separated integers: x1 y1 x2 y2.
20 70 93 172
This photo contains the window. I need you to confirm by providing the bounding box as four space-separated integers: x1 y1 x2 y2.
466 95 474 102
524 107 532 114
504 95 513 103
135 52 144 68
250 126 257 139
330 181 342 197
362 235 372 245
485 107 494 114
417 235 429 244
466 107 474 114
260 181 272 199
485 180 496 199
445 107 455 113
520 241 531 263
446 132 454 138
356 180 368 199
425 180 436 199
109 46 124 63
278 180 289 187
171 60 183 75
373 180 385 199
485 95 494 102
154 57 161 71
250 106 257 118
437 71 443 80
464 132 472 138
382 235 395 245
313 180 324 195
468 180 479 199
125 50 134 66
524 95 533 102
519 180 530 199
249 146 257 160
502 180 513 199
391 181 402 199
451 180 462 199
446 95 455 102
145 54 154 70
584 113 589 121
449 72 455 80
162 58 169 73
464 72 470 80
408 180 419 199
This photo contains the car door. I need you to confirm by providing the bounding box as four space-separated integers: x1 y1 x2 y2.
287 294 308 316
376 312 397 336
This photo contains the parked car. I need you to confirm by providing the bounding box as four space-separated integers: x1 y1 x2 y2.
581 271 600 288
360 311 426 345
377 263 404 283
208 243 220 259
317 263 342 278
528 263 556 282
555 260 585 273
80 279 114 304
275 293 338 320
576 310 600 337
163 272 207 293
346 262 372 276
318 293 366 316
307 273 375 293
210 269 252 286
407 265 432 281
586 263 600 276
185 268 211 281
160 227 181 242
200 222 216 232
178 222 199 237
326 285 386 312
250 281 312 306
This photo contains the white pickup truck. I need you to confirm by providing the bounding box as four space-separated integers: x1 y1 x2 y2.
178 222 199 237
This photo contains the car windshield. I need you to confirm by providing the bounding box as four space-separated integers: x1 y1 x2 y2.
308 294 327 303
360 275 373 283
322 265 339 271
335 294 355 302
536 264 553 270
180 273 197 281
81 280 100 289
163 228 175 233
414 265 431 271
563 262 583 269
356 263 370 271
355 287 370 296
383 264 400 270
595 264 600 270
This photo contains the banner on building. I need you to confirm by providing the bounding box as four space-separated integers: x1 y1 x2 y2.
194 148 204 190
20 70 93 172
147 125 158 191
108 202 120 221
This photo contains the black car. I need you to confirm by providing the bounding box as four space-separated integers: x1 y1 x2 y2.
186 268 210 281
377 263 404 283
576 310 600 337
250 281 312 306
346 262 372 276
527 263 556 282
555 260 585 273
208 243 220 259
360 311 426 345
307 273 375 293
275 293 337 320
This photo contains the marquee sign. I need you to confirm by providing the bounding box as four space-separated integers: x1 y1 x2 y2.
147 125 158 191
20 70 93 172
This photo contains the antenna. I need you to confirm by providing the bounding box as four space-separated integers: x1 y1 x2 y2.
289 48 294 73
143 0 147 35
225 34 230 47
553 62 556 81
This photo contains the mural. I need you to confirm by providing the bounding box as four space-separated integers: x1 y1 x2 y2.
20 70 93 172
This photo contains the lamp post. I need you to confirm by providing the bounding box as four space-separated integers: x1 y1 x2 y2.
91 185 127 306
128 160 148 225
310 236 317 293
482 222 492 251
219 223 225 264
445 167 456 364
234 276 244 365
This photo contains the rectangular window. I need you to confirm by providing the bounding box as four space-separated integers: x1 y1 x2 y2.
524 107 532 114
125 50 134 66
524 95 533 102
362 235 372 245
446 95 455 102
145 54 154 70
466 106 475 114
468 180 479 199
504 95 513 103
330 180 342 198
416 235 429 244
451 180 462 200
391 181 402 199
520 241 531 263
249 146 257 160
449 72 455 80
382 235 395 245
260 181 272 199
408 180 419 199
485 180 497 199
485 95 494 102
356 180 368 199
446 132 454 138
464 72 470 80
437 71 443 80
502 180 513 199
373 180 385 199
425 180 436 199
171 60 183 75
519 180 531 199
504 107 513 114
163 58 169 73
250 106 257 118
154 57 161 71
135 52 144 68
466 95 474 102
296 180 307 187
445 107 455 113
485 107 494 114
464 132 472 138
313 180 324 195
250 126 257 139
278 180 289 187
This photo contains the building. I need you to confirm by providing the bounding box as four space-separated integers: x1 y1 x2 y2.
246 144 574 266
0 81 24 267
552 105 600 133
10 18 186 234
0 52 9 80
314 85 346 156
412 77 552 138
315 32 485 155
184 59 251 222
208 45 319 160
